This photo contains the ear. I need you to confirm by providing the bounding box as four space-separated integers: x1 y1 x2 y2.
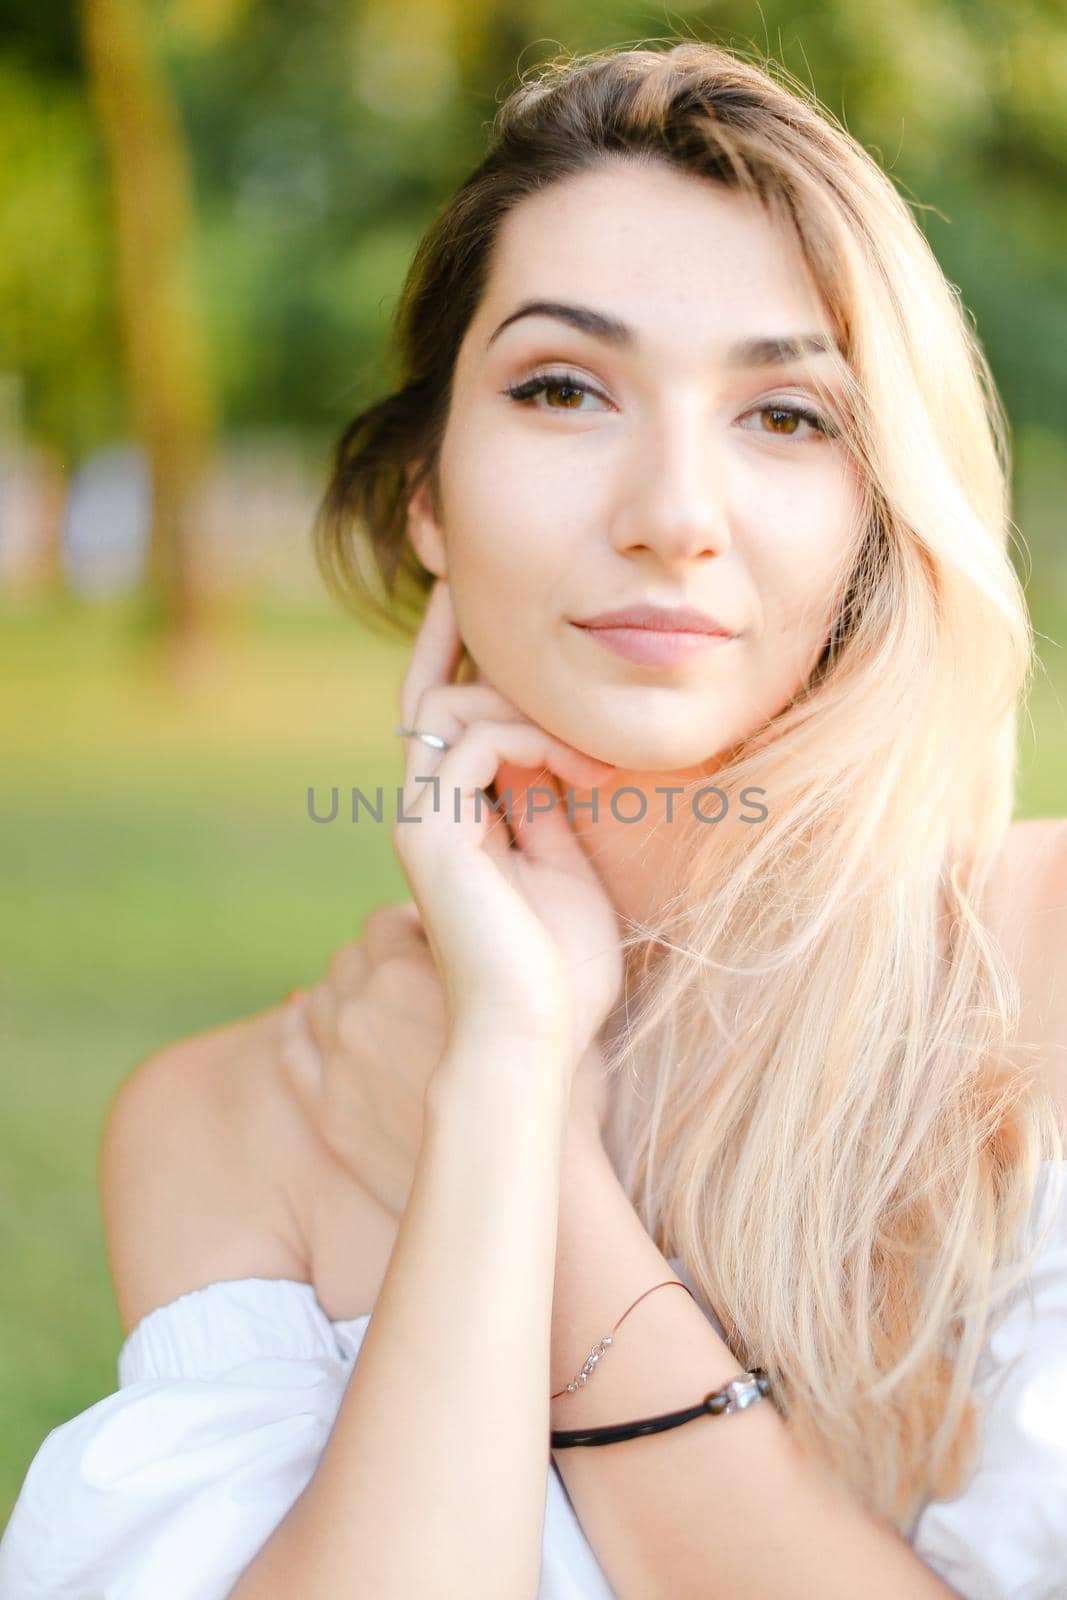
405 464 447 578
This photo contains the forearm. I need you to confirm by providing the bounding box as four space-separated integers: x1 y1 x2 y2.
549 1138 960 1600
231 1036 568 1600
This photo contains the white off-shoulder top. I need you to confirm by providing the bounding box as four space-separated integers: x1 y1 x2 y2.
1 1161 1065 1599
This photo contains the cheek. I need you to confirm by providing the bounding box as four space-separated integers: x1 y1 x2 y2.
436 493 551 687
446 404 601 541
770 547 850 639
749 466 861 628
441 430 581 611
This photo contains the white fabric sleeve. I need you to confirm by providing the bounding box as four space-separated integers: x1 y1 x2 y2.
0 1277 616 1600
0 1278 366 1600
9 1189 1062 1600
909 1162 1067 1600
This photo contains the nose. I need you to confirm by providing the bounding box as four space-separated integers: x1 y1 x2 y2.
609 409 731 565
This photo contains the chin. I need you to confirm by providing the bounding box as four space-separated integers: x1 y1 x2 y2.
570 732 731 777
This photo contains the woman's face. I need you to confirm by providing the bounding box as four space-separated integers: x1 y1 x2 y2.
407 157 863 774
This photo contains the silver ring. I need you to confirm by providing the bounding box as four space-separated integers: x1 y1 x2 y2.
395 724 451 752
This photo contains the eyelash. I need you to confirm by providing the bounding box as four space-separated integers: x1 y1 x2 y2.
501 368 840 440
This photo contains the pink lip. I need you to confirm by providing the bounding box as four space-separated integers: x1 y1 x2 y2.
573 603 734 634
571 624 736 667
570 602 738 668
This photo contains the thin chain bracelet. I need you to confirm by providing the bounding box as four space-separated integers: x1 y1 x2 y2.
550 1279 696 1400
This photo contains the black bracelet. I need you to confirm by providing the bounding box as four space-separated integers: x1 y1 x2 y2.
550 1368 771 1449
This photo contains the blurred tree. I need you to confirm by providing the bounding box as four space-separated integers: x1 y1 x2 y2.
79 0 217 659
161 0 1067 447
0 61 119 459
1 0 1064 572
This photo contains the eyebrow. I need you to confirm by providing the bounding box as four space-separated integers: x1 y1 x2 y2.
486 298 839 368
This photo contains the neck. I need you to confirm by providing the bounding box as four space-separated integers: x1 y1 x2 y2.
564 749 729 929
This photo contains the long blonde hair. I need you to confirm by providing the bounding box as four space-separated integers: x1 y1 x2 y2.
312 38 1064 1531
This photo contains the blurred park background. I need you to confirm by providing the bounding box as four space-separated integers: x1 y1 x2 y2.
2 0 1066 1523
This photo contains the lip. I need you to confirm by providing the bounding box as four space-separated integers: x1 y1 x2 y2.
571 624 735 667
570 601 738 668
572 602 735 634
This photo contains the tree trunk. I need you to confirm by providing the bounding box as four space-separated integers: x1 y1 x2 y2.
79 0 216 674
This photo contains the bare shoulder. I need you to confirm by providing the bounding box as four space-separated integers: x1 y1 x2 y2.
100 1001 321 1338
987 817 1067 1142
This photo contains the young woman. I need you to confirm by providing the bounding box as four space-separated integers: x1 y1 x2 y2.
3 38 1066 1600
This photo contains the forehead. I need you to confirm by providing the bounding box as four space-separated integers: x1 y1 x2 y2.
469 158 831 365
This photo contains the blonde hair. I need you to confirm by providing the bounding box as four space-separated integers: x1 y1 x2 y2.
313 38 1064 1531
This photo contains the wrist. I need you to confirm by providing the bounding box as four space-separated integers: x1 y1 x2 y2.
446 1012 574 1062
442 1023 574 1074
426 1034 572 1131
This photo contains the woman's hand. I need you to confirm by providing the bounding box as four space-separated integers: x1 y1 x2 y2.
392 576 623 1084
280 902 611 1219
279 902 444 1218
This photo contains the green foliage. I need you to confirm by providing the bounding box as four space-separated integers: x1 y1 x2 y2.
3 0 1066 461
0 60 122 452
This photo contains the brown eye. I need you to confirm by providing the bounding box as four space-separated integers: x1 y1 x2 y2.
502 371 610 413
543 380 585 409
739 400 835 440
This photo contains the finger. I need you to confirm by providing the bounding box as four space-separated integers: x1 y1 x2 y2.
363 900 424 938
511 770 606 878
396 581 465 818
481 783 519 863
416 683 528 739
326 939 371 994
391 900 430 941
393 581 615 861
279 992 323 1098
398 577 464 731
304 978 338 1057
396 587 539 823
397 682 528 818
363 903 433 968
396 719 614 856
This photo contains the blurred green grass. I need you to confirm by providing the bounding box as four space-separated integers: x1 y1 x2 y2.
0 588 1064 1524
0 591 411 1522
